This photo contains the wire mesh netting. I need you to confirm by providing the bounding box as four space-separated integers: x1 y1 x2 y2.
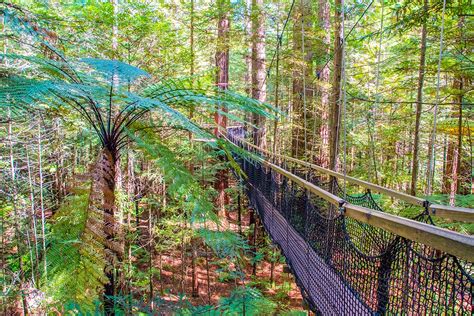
228 130 473 315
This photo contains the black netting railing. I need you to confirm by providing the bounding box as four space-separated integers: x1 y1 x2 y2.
229 127 433 223
228 131 473 315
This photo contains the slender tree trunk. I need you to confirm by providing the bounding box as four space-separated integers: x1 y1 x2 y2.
205 244 212 304
444 138 455 194
251 0 267 149
410 0 428 196
187 3 200 297
466 114 473 194
215 0 230 221
329 0 343 171
26 149 40 268
317 0 330 167
215 0 230 135
190 0 195 77
189 0 195 137
8 109 28 315
36 120 47 278
237 192 243 236
455 14 468 195
53 118 65 208
450 147 459 206
249 209 257 276
148 203 154 310
292 0 313 158
244 0 253 99
191 237 199 297
272 16 280 155
456 98 464 193
270 253 275 285
180 219 186 294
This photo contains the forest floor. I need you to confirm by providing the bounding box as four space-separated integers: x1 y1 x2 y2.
149 208 305 312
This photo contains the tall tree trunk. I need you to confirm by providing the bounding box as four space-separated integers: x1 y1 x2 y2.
148 203 155 310
53 118 65 207
251 0 267 149
188 0 200 298
8 109 28 315
89 147 121 315
444 137 455 194
410 0 428 196
455 14 469 195
317 0 330 167
272 14 280 155
190 0 195 78
191 237 199 297
245 0 252 98
292 0 313 158
215 0 230 220
329 0 343 171
25 148 40 276
37 120 47 278
249 209 257 276
449 147 459 206
215 0 230 134
455 79 463 195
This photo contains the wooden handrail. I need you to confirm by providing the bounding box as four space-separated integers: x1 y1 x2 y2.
234 136 474 223
255 154 474 262
429 204 474 223
344 204 474 262
263 160 345 206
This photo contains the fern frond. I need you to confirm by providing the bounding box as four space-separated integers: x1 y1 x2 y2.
198 229 249 260
41 185 107 312
218 286 277 315
1 5 65 60
132 133 218 224
80 58 150 86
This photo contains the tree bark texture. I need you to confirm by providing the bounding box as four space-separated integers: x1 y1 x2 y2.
251 0 267 149
410 0 428 196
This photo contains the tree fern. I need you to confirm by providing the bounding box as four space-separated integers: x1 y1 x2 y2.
1 5 279 312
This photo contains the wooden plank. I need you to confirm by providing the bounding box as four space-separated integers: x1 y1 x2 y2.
344 204 474 262
429 204 474 222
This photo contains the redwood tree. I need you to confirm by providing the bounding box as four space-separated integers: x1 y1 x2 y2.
251 0 267 149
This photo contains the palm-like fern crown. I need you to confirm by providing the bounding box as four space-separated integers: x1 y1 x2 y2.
0 4 278 156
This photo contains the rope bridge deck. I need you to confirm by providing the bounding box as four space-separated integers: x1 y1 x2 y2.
227 129 473 315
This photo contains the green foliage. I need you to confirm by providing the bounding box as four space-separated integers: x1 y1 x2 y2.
40 185 107 312
183 286 277 315
217 286 277 315
80 58 150 85
199 229 249 260
279 310 308 316
0 5 279 193
132 131 217 224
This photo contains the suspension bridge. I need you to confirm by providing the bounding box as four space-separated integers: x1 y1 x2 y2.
227 127 473 315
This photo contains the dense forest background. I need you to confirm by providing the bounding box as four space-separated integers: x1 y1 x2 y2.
0 0 472 314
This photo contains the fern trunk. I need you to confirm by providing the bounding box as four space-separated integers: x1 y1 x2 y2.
89 147 120 315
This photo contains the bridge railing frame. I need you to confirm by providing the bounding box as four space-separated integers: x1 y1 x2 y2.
261 159 474 262
234 135 474 223
226 133 474 262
